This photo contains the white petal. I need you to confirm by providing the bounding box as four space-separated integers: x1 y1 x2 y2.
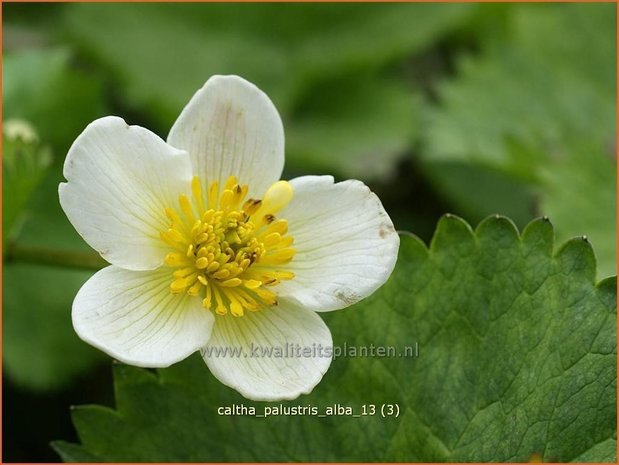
202 304 332 401
167 75 284 198
277 175 399 312
73 266 214 368
59 116 193 270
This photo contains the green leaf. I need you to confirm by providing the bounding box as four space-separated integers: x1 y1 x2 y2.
2 168 105 391
421 3 616 277
2 47 109 391
2 46 107 252
286 76 421 179
54 216 616 462
3 263 104 391
425 4 615 169
62 3 471 116
539 149 616 279
59 3 472 179
2 47 107 154
418 160 535 230
51 441 103 463
9 170 91 253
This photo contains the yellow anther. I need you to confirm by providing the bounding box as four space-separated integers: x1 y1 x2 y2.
160 175 295 317
262 232 282 247
164 252 187 266
187 281 202 296
276 236 294 248
213 287 227 315
243 198 262 215
212 269 230 280
226 230 241 244
202 209 215 223
161 228 184 243
179 194 195 222
164 207 183 226
215 305 227 315
202 285 212 309
170 278 188 294
275 271 295 280
220 278 242 287
207 181 219 209
259 248 296 265
235 185 249 208
258 219 288 237
252 181 293 224
236 289 260 310
254 287 277 306
243 279 262 289
226 267 243 279
262 181 293 214
224 176 238 191
230 300 244 317
173 267 196 278
190 219 202 234
219 189 234 210
206 261 220 273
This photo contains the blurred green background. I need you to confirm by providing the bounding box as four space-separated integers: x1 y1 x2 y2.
2 2 616 461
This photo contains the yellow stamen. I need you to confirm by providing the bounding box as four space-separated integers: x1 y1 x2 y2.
207 181 219 209
259 248 296 265
257 219 288 238
220 277 242 287
243 199 262 215
203 285 212 309
273 236 294 249
173 267 196 278
179 194 195 222
165 252 189 266
254 287 278 305
224 176 238 191
170 278 188 294
219 189 235 211
230 301 244 317
252 181 293 224
164 208 184 229
161 228 184 244
160 176 296 317
212 269 230 280
243 279 262 289
191 176 205 214
212 286 227 315
206 261 220 273
187 281 202 296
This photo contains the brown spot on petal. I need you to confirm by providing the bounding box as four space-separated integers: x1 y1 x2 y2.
336 289 360 306
379 222 395 239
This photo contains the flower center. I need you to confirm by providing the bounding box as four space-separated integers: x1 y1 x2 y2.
160 176 295 317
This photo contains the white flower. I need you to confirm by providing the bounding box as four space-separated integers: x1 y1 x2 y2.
59 75 399 401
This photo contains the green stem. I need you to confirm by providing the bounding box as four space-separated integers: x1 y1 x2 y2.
5 242 108 270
